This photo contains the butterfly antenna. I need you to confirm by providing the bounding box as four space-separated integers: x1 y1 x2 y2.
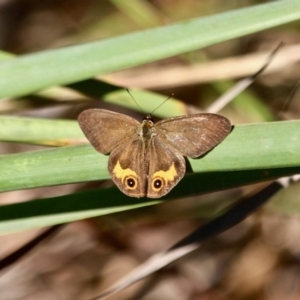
150 93 174 115
126 88 145 114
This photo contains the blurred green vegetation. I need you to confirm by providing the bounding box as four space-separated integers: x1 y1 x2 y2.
0 1 299 298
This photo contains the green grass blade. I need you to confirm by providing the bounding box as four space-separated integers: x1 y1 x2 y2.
0 0 299 98
0 120 299 192
0 116 83 145
0 166 299 235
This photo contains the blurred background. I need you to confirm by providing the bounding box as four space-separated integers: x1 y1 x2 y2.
0 0 300 299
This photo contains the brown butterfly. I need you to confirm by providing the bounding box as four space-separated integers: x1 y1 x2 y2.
78 109 231 198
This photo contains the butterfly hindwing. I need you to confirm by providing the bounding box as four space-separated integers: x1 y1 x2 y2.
147 137 185 198
108 138 147 198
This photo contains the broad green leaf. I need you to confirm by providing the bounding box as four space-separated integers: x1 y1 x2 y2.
0 120 299 192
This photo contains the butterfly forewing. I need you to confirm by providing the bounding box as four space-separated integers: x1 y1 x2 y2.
155 114 231 158
78 109 139 154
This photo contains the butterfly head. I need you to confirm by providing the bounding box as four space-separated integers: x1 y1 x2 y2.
143 114 154 122
139 114 156 141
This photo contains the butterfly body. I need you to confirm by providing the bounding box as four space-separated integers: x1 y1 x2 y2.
78 109 231 198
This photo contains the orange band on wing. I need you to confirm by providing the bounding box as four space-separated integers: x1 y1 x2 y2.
112 160 137 182
152 163 177 183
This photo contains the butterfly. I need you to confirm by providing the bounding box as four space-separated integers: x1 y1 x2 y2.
78 109 231 198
